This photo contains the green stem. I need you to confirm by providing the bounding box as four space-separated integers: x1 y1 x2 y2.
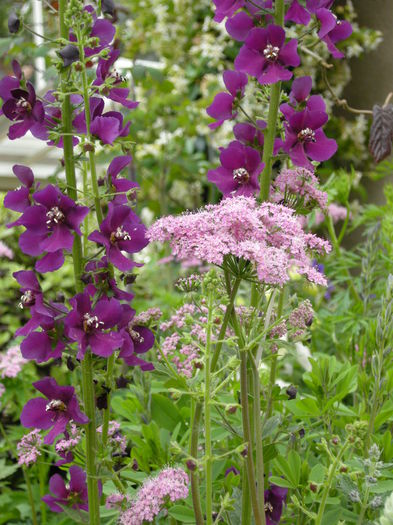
205 291 214 525
39 462 47 525
81 352 101 525
250 357 266 525
314 440 350 525
326 215 361 303
190 401 204 525
241 465 252 525
260 0 285 201
210 274 241 372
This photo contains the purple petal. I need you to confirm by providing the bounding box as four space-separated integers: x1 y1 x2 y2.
89 331 123 357
91 116 120 144
21 398 52 429
279 39 300 67
305 130 337 161
69 466 87 494
267 25 286 48
259 63 293 85
290 76 312 104
107 155 133 179
226 12 254 41
13 164 34 187
206 92 234 122
49 474 68 499
223 70 248 97
234 45 263 77
8 120 32 140
285 0 311 25
108 246 135 271
316 8 337 38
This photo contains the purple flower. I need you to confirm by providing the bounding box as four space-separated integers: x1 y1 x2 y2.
234 119 283 154
95 49 139 109
234 25 300 84
20 377 88 444
42 466 89 513
13 270 54 337
207 140 264 197
4 165 35 222
0 61 47 140
207 70 248 129
283 110 337 169
280 76 327 121
213 0 245 22
73 97 130 145
316 8 353 59
88 202 148 272
285 0 311 25
70 7 115 58
118 304 155 371
226 11 255 41
106 155 139 204
84 258 135 301
64 288 123 359
225 466 240 476
264 484 288 525
21 331 64 363
18 184 89 273
306 0 334 13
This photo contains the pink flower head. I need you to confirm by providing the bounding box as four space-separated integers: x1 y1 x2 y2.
88 202 148 272
64 287 123 359
119 467 189 525
20 377 88 445
207 140 263 197
206 70 248 129
0 345 27 378
42 466 89 513
17 429 43 467
235 25 300 85
272 167 328 211
148 197 331 287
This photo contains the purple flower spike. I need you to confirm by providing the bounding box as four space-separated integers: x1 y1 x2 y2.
20 377 88 445
283 109 337 169
4 164 34 213
64 288 123 359
316 8 353 59
207 70 248 129
18 184 89 273
234 25 300 85
264 484 288 525
285 0 311 26
107 155 139 204
207 140 264 197
88 202 148 272
42 466 89 513
118 304 155 371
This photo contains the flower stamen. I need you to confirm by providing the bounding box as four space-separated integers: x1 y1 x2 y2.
46 206 65 226
263 44 280 61
297 128 316 142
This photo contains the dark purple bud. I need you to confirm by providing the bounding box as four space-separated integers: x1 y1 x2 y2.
96 393 108 410
8 13 21 34
83 142 95 153
66 356 76 371
102 0 116 16
116 376 130 389
123 274 137 285
56 292 65 303
226 405 237 414
241 446 248 457
310 483 317 493
132 458 139 471
299 428 305 438
58 44 80 67
286 385 297 400
332 436 339 445
340 466 348 473
186 459 197 472
97 177 105 187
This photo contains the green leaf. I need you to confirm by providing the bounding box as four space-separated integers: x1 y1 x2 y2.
309 464 326 484
286 397 320 418
151 393 183 431
168 505 196 523
0 460 18 480
269 476 294 489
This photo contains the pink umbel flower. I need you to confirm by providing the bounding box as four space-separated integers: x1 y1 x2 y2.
0 345 27 378
97 421 127 454
314 203 350 226
272 167 328 211
106 493 130 510
0 240 13 259
119 467 189 525
148 197 331 287
17 429 43 466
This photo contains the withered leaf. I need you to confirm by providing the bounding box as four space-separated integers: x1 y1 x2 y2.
369 104 393 163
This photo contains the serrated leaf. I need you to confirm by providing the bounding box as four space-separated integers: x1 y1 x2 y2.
369 104 393 163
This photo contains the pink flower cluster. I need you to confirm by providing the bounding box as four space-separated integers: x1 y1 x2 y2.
0 345 27 378
0 240 13 259
97 421 127 454
55 424 81 455
272 167 328 210
133 308 162 326
106 492 130 510
17 429 43 466
148 196 331 287
119 467 189 525
289 299 314 337
314 203 349 226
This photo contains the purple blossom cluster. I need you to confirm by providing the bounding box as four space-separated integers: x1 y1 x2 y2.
0 3 158 516
148 196 331 286
119 467 189 525
206 2 352 197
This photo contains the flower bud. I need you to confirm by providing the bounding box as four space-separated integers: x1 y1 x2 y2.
186 459 197 472
8 13 21 34
58 44 80 67
286 385 297 400
310 483 317 493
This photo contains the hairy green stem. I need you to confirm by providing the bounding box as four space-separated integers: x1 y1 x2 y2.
190 401 204 525
39 462 47 524
205 290 214 525
315 440 350 525
102 354 115 449
260 0 285 201
241 466 252 525
59 3 101 523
